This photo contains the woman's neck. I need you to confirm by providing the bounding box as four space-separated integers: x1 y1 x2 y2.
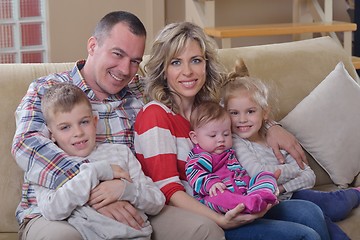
175 96 195 121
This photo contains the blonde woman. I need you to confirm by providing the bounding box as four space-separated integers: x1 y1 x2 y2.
134 21 330 240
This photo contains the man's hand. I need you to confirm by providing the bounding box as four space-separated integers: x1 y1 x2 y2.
266 125 307 169
96 201 144 230
88 179 125 209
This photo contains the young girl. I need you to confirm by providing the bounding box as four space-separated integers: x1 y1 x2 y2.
221 65 360 240
185 101 279 214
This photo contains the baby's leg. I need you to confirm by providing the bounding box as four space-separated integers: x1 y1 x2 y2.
247 171 278 205
202 189 267 214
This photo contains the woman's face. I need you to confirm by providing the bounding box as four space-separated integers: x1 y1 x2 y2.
165 39 206 103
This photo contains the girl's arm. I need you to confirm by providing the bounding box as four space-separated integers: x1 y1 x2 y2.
233 136 316 193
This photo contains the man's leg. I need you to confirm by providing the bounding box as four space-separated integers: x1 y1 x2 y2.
20 216 82 240
149 205 225 240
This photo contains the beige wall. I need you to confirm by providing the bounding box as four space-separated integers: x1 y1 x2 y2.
45 0 350 62
46 0 166 62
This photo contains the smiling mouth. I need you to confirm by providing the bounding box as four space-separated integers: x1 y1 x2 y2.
72 140 88 146
180 80 197 87
109 72 124 81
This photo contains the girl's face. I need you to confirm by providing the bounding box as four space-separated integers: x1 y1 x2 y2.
226 89 268 143
165 39 206 104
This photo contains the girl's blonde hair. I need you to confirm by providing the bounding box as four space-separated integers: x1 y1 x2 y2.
222 61 278 135
144 22 225 113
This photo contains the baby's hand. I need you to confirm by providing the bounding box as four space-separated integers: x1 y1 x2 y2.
110 164 132 182
209 182 226 197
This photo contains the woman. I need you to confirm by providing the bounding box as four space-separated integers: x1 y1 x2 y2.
134 21 330 240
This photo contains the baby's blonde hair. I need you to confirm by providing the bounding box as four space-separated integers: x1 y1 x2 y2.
190 101 230 130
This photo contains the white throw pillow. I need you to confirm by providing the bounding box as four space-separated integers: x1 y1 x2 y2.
280 62 360 188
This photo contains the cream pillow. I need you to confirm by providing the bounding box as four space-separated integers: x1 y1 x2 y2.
280 62 360 188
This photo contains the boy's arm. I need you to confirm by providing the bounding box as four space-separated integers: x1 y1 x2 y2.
117 146 165 215
12 79 87 189
35 160 113 220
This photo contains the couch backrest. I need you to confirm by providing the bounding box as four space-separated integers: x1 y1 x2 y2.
1 36 357 233
0 63 73 232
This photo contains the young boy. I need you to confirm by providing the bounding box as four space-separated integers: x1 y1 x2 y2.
185 101 279 214
35 83 165 240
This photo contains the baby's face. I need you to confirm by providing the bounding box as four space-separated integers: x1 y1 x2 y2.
192 116 233 154
47 102 97 157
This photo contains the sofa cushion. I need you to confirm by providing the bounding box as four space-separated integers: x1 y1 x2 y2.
280 62 360 188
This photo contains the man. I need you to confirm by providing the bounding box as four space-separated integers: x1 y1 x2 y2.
12 11 224 240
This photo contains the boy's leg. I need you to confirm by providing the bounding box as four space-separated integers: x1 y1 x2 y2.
20 216 82 240
149 205 225 240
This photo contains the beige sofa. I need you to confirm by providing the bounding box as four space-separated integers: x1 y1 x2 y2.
1 36 359 240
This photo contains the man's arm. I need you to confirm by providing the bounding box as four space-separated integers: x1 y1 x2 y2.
35 160 113 220
11 79 87 189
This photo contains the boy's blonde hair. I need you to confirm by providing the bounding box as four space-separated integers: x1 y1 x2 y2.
41 83 92 123
190 101 230 130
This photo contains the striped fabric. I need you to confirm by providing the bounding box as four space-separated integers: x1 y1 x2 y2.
134 101 194 203
185 145 278 213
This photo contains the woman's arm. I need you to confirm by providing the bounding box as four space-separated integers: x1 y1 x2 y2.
169 190 269 229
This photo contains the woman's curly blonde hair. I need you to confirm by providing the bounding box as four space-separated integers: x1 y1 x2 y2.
144 22 226 113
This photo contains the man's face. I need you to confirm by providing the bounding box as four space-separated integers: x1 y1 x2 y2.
86 22 146 101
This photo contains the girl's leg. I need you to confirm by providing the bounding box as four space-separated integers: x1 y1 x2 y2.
291 189 360 221
264 199 330 240
324 215 350 240
225 218 321 240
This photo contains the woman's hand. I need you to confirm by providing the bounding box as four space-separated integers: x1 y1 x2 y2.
218 203 272 229
266 125 308 169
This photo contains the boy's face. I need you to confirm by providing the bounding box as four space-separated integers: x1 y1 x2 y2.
47 102 98 157
189 116 232 154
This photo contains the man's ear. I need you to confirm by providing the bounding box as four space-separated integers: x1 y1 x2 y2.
189 130 198 144
93 115 98 126
87 36 97 55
